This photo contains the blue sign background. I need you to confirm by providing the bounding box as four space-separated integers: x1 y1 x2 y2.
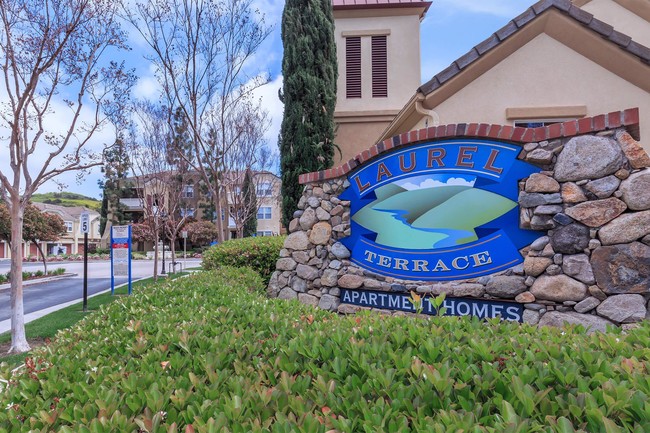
340 139 541 281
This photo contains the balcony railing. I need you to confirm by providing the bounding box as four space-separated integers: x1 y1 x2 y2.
119 198 143 210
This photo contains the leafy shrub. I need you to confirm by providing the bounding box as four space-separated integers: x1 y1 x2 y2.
202 236 285 285
131 252 147 260
1 269 649 432
46 267 65 276
0 274 6 284
191 246 208 254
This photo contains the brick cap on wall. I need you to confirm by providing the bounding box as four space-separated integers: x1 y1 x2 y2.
298 108 641 184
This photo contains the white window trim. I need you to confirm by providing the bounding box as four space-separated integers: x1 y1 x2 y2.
257 206 272 220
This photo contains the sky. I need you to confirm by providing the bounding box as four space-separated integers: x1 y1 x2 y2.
33 0 535 200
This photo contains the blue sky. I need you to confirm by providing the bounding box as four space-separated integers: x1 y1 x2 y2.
41 0 535 199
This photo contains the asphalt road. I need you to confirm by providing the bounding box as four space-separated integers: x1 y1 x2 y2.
0 259 201 322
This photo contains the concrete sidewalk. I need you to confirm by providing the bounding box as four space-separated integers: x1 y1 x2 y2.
0 279 141 335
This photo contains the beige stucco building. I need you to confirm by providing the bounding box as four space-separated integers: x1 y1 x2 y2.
332 0 431 163
0 203 101 259
332 0 650 159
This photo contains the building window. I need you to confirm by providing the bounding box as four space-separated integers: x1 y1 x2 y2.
371 35 387 98
180 208 195 218
346 36 361 98
514 119 566 128
257 206 272 220
256 182 272 197
183 184 194 198
256 231 273 237
65 221 73 232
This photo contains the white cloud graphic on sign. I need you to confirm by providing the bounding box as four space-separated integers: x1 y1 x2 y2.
399 176 476 190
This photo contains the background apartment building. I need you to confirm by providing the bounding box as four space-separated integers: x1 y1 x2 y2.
102 170 282 251
0 203 101 259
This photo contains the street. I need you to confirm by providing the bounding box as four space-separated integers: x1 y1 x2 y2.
0 259 202 322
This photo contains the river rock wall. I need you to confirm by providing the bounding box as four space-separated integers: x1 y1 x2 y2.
268 123 650 332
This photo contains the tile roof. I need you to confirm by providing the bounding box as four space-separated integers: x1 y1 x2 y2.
332 0 432 13
418 0 650 96
32 202 99 220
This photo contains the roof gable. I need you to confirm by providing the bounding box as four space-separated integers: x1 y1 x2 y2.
419 0 650 97
380 0 650 141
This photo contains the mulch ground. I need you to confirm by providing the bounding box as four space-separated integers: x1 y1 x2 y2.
0 338 48 362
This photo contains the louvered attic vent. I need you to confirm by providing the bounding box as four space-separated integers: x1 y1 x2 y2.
372 35 387 98
346 37 361 98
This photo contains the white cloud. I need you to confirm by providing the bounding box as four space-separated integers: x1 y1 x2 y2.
252 74 284 151
0 94 115 199
434 0 532 18
133 75 161 100
400 177 475 190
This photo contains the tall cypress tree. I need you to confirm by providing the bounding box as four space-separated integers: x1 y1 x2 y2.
242 169 258 237
279 0 337 227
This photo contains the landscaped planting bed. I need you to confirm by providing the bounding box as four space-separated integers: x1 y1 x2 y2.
0 268 648 432
202 236 285 284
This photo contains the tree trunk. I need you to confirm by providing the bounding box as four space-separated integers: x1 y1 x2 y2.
152 221 159 282
170 228 177 273
34 241 48 275
9 203 30 354
213 190 225 243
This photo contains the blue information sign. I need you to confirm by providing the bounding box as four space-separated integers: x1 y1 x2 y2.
339 139 541 281
110 225 132 295
341 289 523 322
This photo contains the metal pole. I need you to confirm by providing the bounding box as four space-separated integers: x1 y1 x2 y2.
184 236 187 271
83 232 88 312
161 236 166 275
128 225 132 295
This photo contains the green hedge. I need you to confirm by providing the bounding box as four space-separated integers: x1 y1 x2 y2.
202 236 285 285
1 269 649 432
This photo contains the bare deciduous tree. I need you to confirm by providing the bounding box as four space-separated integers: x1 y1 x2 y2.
220 98 278 238
128 101 196 278
125 0 272 242
0 0 134 353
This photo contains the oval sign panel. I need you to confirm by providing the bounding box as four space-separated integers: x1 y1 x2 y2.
339 139 542 281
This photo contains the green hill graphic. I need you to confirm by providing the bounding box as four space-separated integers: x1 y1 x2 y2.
374 185 470 223
374 183 407 201
353 183 517 250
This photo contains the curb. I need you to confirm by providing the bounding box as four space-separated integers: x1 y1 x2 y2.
0 273 77 293
0 277 147 335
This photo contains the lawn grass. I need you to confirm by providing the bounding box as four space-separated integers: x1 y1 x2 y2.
0 272 187 365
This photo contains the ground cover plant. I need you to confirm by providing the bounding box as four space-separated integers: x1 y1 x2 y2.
202 236 285 284
0 268 648 432
0 267 66 284
0 273 187 367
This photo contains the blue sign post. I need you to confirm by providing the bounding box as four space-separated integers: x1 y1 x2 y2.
110 225 132 295
340 139 542 281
